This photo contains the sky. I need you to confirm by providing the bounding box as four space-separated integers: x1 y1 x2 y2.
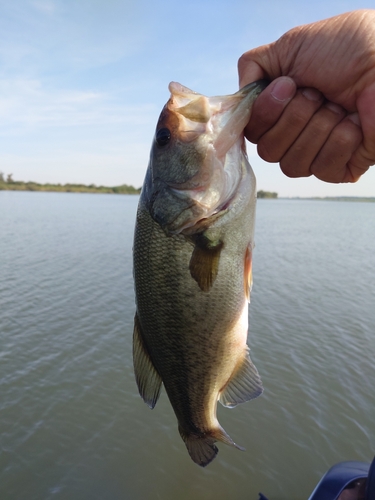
0 0 374 197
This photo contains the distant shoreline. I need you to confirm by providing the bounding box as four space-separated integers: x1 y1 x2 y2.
0 180 141 195
277 196 375 203
0 181 373 202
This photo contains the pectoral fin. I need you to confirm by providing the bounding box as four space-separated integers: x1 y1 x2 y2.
189 235 223 292
133 313 162 409
219 351 263 408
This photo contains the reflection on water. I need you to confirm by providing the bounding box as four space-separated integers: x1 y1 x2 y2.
1 192 374 500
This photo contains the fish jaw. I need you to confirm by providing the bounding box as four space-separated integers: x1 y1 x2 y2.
142 80 268 234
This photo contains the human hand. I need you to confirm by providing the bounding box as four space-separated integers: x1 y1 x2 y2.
238 10 375 183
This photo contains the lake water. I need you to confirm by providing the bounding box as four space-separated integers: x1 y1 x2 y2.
1 191 374 500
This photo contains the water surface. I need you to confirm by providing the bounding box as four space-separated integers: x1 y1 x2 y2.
1 192 374 500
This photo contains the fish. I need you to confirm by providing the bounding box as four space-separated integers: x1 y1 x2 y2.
132 80 267 467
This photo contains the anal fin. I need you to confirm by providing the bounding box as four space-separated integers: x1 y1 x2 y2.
219 351 263 408
133 313 162 409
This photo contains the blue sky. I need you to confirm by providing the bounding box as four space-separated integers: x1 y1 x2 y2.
0 0 374 197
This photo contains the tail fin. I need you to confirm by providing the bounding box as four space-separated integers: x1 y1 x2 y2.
178 425 244 467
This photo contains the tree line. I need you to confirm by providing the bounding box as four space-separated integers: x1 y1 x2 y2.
0 172 141 194
257 190 278 198
0 172 278 198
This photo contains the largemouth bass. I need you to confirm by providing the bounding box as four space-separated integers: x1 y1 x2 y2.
133 80 267 467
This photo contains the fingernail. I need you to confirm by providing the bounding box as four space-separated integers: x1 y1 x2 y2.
301 88 322 101
270 77 295 102
348 113 361 126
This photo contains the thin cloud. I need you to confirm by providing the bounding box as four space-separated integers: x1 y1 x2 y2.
0 78 158 129
30 0 58 15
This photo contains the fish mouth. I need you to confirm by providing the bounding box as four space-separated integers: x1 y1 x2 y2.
149 79 269 236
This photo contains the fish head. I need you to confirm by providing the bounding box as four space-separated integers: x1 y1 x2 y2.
142 80 267 234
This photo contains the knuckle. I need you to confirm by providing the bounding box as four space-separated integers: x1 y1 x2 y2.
284 107 311 130
310 150 347 183
279 161 298 178
310 163 342 183
257 139 282 163
331 130 355 150
331 120 362 149
279 156 310 178
312 118 334 137
311 154 336 173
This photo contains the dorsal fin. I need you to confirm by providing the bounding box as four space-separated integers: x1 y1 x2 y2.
219 351 263 408
133 313 162 409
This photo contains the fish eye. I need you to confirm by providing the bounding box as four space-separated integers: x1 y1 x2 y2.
155 128 171 147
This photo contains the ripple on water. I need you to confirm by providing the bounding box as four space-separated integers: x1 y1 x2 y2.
1 194 374 500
